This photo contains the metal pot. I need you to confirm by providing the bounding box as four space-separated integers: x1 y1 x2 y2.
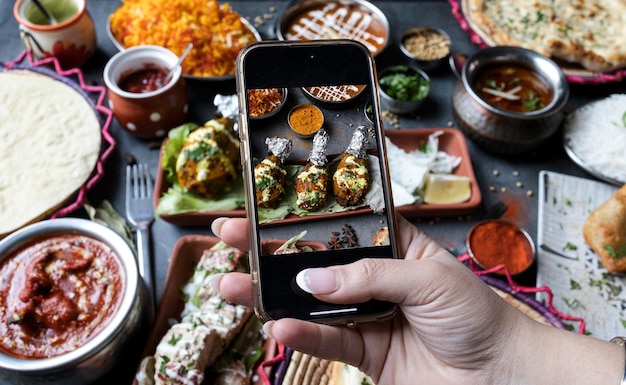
0 218 143 385
451 46 569 155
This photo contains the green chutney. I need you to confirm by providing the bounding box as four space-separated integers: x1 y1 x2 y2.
25 0 78 25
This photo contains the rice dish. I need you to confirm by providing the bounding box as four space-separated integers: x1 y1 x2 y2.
563 94 626 184
109 0 258 77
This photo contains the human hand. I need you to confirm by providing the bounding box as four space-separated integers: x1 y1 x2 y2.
210 215 623 385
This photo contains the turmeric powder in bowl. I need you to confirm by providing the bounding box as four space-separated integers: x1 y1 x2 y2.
288 104 324 138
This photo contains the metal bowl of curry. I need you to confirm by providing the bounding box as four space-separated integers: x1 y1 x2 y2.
0 218 142 385
451 46 569 155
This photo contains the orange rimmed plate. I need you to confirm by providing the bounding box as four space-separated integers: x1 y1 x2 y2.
135 234 274 385
385 128 481 218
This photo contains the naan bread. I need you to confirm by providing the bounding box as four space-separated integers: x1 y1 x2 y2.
0 71 101 237
465 0 626 72
583 184 626 273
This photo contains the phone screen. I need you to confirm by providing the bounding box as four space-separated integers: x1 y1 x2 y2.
236 40 398 324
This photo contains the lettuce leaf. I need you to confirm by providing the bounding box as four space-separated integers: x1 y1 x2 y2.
161 122 198 185
155 182 245 216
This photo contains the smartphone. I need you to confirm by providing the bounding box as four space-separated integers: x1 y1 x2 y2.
236 40 398 325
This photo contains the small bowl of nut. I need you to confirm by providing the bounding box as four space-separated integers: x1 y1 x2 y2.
399 27 451 71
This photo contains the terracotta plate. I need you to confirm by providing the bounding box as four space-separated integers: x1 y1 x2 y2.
385 128 481 218
135 235 274 385
153 139 246 226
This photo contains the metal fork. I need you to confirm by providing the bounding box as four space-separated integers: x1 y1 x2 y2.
125 163 156 322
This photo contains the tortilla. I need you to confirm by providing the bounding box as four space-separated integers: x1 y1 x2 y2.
0 70 101 237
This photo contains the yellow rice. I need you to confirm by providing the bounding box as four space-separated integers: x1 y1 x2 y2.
109 0 258 77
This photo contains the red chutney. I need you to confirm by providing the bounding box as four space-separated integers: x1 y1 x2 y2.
468 220 534 275
0 234 124 359
119 67 168 93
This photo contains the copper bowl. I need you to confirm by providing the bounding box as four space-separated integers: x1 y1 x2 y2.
451 46 569 155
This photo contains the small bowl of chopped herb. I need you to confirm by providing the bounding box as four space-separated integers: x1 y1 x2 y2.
378 65 430 115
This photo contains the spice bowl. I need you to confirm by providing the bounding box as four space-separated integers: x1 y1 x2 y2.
378 65 430 115
466 219 535 276
288 103 324 138
399 26 451 72
248 88 288 119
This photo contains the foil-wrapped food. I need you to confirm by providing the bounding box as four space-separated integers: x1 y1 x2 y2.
254 137 293 208
296 129 330 211
332 126 371 207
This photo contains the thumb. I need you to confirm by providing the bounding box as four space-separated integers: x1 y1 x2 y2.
295 254 465 306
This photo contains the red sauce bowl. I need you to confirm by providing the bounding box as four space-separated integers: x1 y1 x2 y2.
103 45 188 139
0 218 142 385
466 219 535 276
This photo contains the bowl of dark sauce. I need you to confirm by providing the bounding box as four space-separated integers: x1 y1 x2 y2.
452 46 569 155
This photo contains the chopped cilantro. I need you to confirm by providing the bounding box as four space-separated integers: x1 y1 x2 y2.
536 10 546 22
563 242 577 252
522 92 542 111
159 356 170 374
168 333 182 346
569 279 581 290
379 67 430 102
604 244 626 258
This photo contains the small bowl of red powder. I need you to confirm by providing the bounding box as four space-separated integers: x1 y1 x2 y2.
466 219 535 275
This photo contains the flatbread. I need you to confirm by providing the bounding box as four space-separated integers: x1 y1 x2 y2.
464 0 626 72
0 70 101 236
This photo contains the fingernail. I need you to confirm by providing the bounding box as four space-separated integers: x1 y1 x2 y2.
211 217 228 238
209 273 225 293
262 320 275 339
295 268 337 294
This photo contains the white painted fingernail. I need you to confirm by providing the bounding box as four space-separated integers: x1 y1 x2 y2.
211 217 228 238
295 268 337 294
263 320 275 339
209 273 225 293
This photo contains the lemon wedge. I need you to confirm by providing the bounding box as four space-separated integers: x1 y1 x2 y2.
423 174 471 204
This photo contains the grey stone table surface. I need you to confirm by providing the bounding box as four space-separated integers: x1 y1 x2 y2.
1 1 624 383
